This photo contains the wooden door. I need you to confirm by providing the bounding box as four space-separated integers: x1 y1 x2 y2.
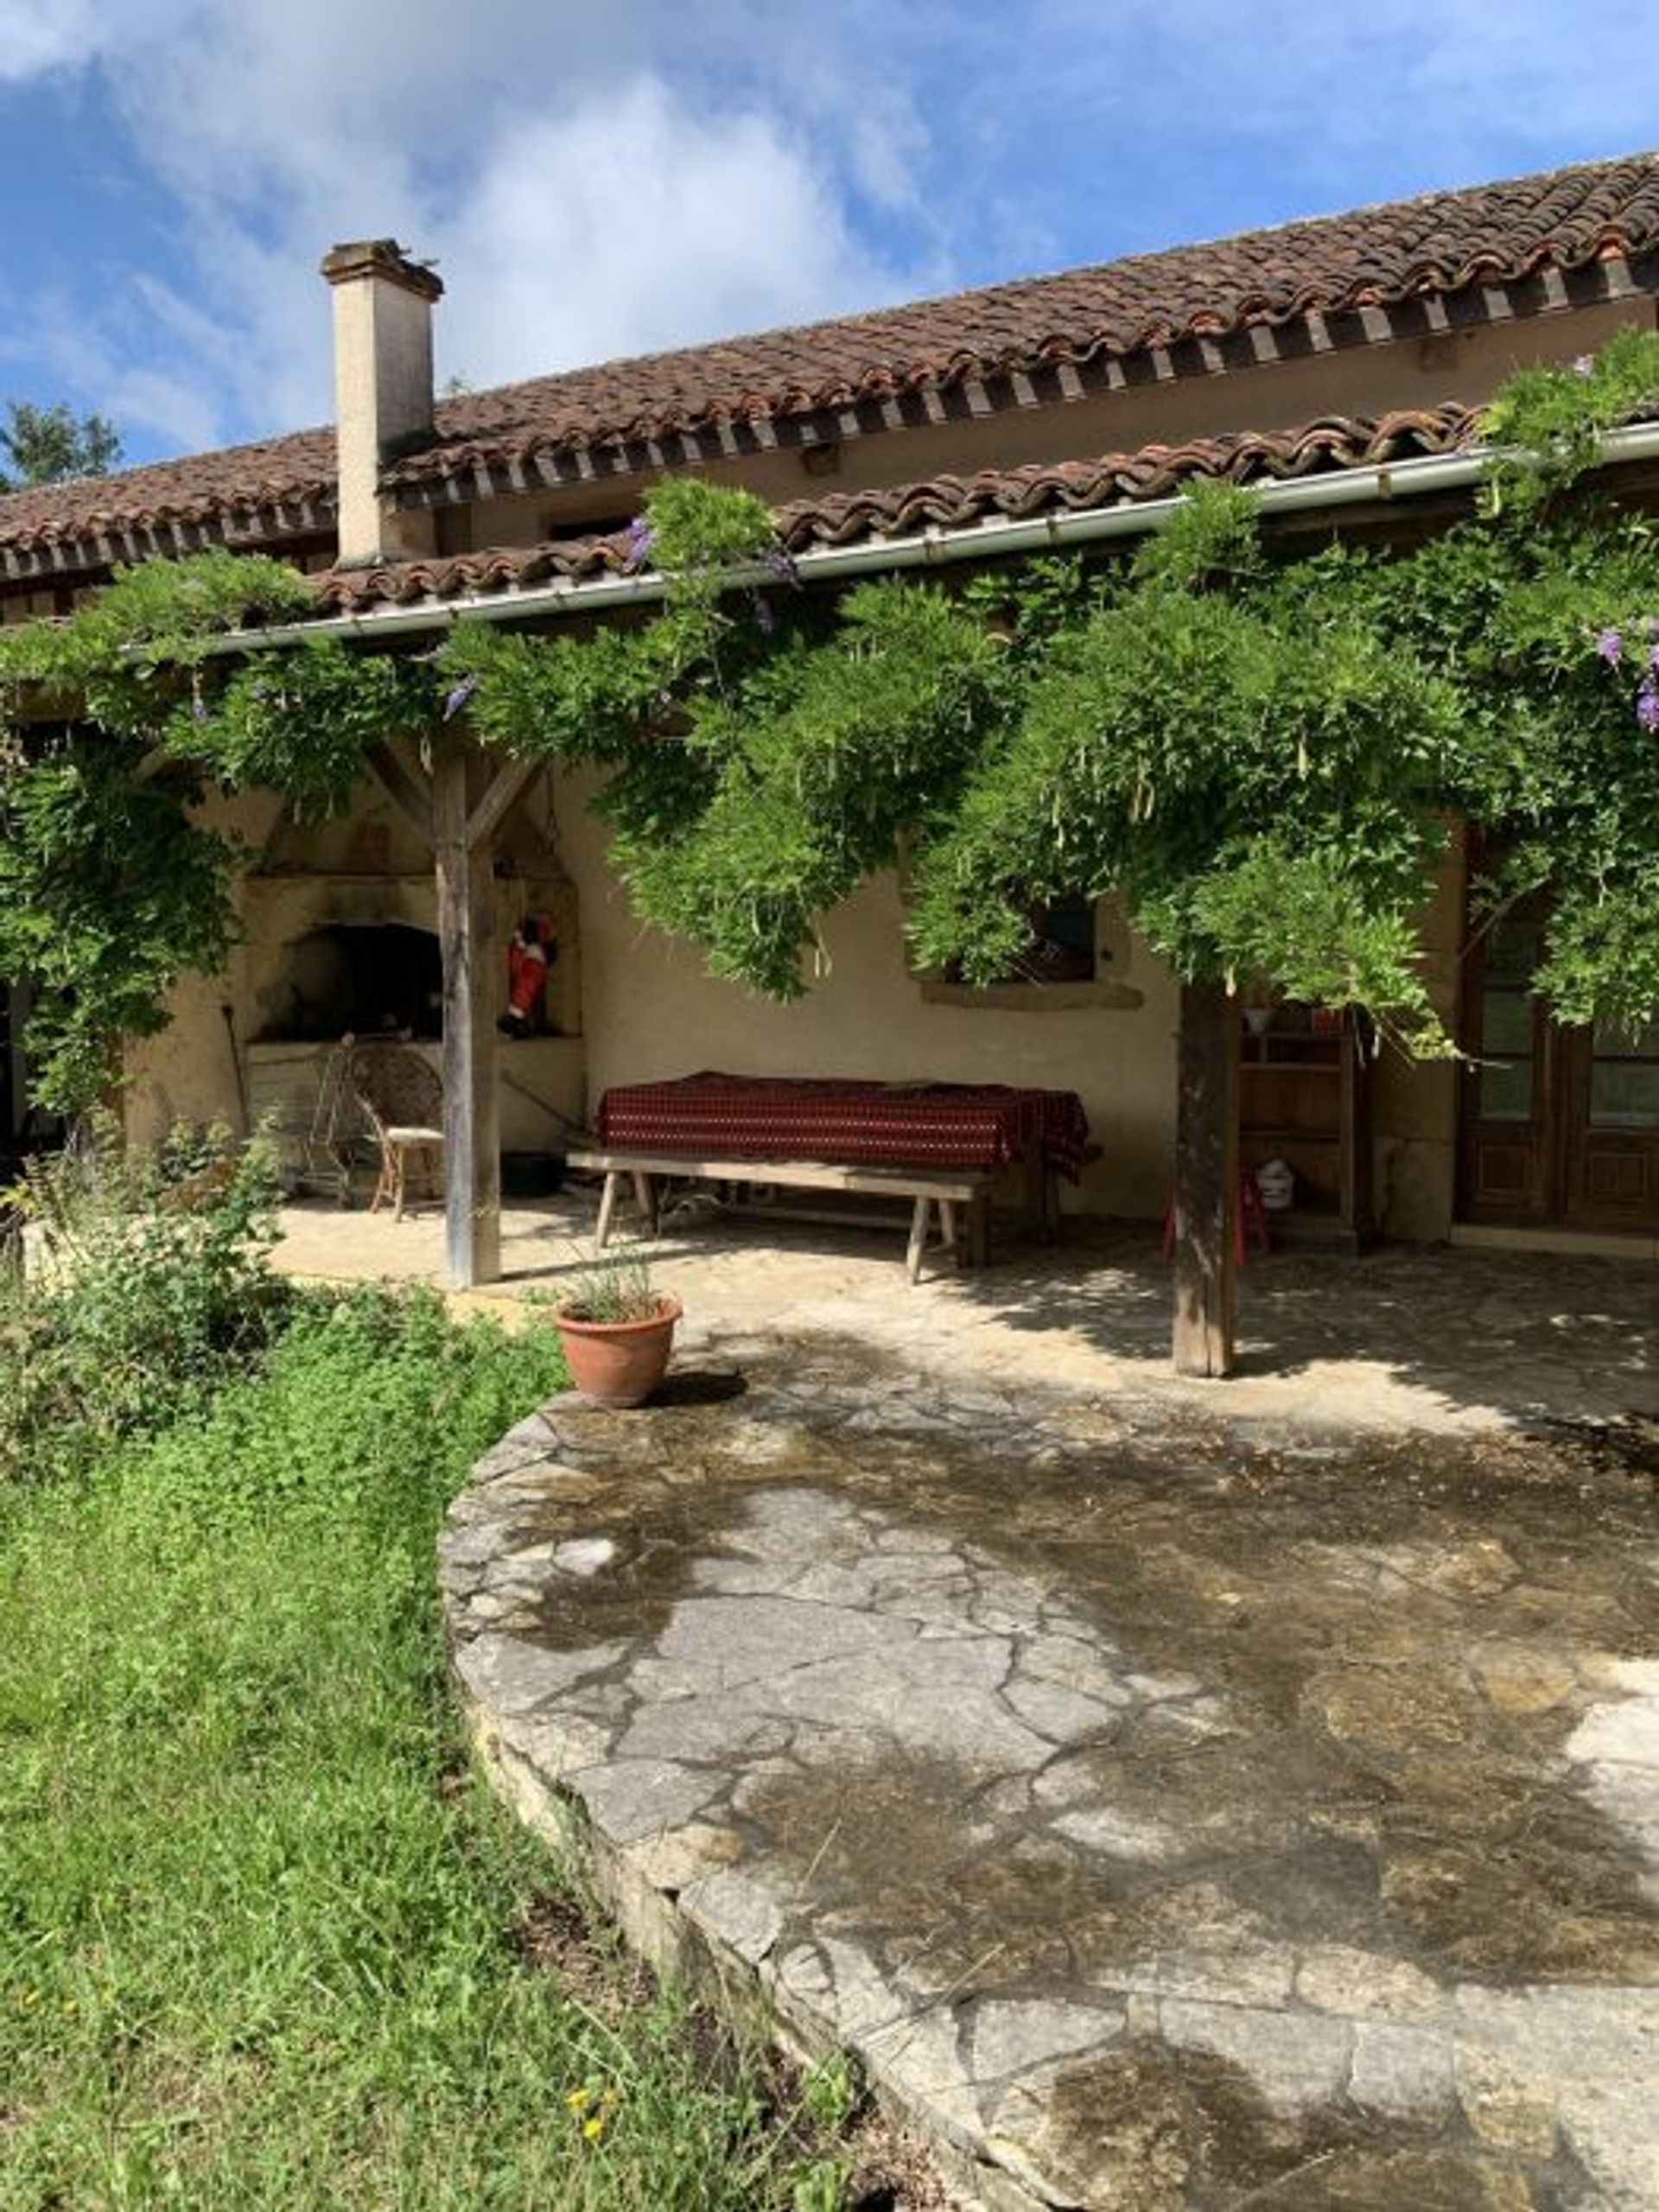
1561 1016 1659 1229
1459 893 1659 1233
1459 895 1555 1222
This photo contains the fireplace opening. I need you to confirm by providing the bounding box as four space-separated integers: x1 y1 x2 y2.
263 924 443 1041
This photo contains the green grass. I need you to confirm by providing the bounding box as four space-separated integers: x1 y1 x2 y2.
0 1289 821 2210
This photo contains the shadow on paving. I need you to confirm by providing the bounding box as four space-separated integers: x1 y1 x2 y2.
447 1338 1659 2209
945 1225 1658 1430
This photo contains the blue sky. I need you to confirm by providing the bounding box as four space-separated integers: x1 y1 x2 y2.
2 1 1657 469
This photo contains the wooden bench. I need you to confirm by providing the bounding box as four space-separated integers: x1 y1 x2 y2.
564 1145 993 1284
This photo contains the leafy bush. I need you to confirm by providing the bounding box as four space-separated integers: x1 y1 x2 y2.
0 1121 288 1484
0 1287 846 2209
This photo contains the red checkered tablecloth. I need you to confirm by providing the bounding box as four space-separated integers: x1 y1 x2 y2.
595 1071 1091 1179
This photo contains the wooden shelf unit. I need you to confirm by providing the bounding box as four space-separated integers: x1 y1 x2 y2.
1239 1007 1374 1249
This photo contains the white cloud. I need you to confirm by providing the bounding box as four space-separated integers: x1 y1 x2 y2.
0 0 104 81
3 0 1659 458
2 2 940 449
435 81 917 386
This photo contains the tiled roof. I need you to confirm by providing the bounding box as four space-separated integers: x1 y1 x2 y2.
312 404 1484 612
0 428 336 579
4 148 1658 576
390 151 1659 493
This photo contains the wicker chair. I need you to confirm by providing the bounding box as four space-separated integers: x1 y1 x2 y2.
349 1044 444 1218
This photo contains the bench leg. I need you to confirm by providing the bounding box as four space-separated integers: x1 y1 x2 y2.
630 1169 660 1238
967 1191 991 1268
906 1195 929 1285
938 1198 960 1267
595 1171 620 1249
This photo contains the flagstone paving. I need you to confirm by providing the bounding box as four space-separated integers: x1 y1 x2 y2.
443 1324 1659 2210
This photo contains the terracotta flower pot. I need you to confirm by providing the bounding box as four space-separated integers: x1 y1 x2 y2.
556 1295 683 1408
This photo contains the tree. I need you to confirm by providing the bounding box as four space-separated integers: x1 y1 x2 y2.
0 400 123 493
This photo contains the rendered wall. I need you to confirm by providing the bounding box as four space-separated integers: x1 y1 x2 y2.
554 772 1465 1235
558 766 1171 1220
120 772 1465 1239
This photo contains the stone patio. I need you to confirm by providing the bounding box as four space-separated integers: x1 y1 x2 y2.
276 1189 1657 1436
292 1197 1659 2205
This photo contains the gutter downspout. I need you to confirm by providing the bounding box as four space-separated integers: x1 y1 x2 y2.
200 422 1659 657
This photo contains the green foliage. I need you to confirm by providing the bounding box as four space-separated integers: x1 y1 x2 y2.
0 1285 856 2206
608 578 1011 996
11 353 1659 1065
908 570 1459 1044
551 1248 664 1323
646 474 777 587
0 558 384 1104
1129 476 1266 593
0 549 315 739
1482 323 1659 515
186 637 444 812
0 740 241 1109
0 397 121 492
0 1122 286 1484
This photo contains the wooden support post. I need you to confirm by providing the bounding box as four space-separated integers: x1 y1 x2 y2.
433 745 501 1287
1172 977 1239 1378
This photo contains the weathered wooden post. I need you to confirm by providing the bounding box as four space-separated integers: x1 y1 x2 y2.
1172 976 1239 1377
433 744 501 1287
370 734 537 1291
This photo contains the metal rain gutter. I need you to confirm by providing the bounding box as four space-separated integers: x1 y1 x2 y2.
198 420 1659 658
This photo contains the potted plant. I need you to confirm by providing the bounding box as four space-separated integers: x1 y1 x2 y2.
551 1250 681 1408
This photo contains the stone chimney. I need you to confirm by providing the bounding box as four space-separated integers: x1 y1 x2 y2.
321 238 444 564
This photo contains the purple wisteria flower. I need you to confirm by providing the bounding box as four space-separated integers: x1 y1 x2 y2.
1638 682 1659 733
1572 354 1597 378
763 544 801 588
442 672 480 721
623 517 658 573
1598 627 1624 666
750 591 776 636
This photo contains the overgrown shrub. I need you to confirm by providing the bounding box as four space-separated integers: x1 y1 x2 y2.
0 1287 844 2209
0 1119 288 1484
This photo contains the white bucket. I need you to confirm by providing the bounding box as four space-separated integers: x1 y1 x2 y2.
1255 1158 1295 1212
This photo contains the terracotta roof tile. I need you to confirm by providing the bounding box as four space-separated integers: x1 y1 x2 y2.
312 404 1484 613
4 149 1657 571
0 428 335 554
387 149 1659 485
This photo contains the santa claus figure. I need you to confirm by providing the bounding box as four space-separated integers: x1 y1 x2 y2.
499 915 555 1039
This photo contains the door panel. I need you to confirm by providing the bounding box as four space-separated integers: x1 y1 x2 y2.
1564 1018 1659 1230
1459 899 1552 1221
1459 890 1659 1234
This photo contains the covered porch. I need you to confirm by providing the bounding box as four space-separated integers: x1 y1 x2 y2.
275 1194 1656 1436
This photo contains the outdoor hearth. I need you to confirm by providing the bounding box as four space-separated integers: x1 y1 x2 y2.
256 921 443 1043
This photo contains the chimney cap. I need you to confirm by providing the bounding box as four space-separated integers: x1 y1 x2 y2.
321 238 443 302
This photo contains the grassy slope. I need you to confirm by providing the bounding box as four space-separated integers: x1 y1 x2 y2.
0 1293 801 2211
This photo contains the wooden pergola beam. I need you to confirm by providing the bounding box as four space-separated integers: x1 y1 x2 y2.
467 757 538 852
1171 977 1239 1377
433 744 502 1288
358 743 541 1290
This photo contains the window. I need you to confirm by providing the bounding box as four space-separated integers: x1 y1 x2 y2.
943 897 1098 988
915 893 1143 1012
